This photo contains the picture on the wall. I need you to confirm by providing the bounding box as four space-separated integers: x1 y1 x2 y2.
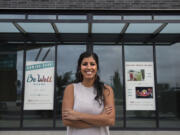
136 87 153 98
127 69 145 81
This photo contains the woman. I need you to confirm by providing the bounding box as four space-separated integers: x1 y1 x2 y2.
62 51 115 135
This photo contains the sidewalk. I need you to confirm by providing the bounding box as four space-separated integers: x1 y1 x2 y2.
0 131 180 135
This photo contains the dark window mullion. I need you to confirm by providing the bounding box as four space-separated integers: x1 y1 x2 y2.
153 43 159 128
20 49 26 128
86 42 93 53
53 45 58 128
122 43 126 128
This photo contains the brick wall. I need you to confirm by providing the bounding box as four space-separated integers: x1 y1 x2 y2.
0 0 180 10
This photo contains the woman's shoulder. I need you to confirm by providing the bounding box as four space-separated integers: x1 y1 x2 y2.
104 84 113 91
65 83 74 91
103 84 114 96
65 82 80 90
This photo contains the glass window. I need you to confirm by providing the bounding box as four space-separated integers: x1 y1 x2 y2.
92 23 125 33
156 43 180 128
56 45 86 127
58 15 87 20
55 23 88 33
160 23 180 33
124 16 152 20
0 14 25 19
23 46 55 128
0 23 19 33
94 45 124 128
126 23 162 33
93 16 121 20
154 16 180 20
18 23 54 33
0 49 23 128
28 15 56 20
125 45 156 128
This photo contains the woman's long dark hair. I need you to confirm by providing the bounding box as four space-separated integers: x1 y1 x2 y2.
75 51 105 105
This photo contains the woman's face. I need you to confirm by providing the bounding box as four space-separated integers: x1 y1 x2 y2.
80 56 97 80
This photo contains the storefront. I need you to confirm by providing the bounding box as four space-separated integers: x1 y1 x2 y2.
0 10 180 130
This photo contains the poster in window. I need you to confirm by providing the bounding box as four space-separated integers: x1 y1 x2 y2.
24 61 54 110
125 62 155 110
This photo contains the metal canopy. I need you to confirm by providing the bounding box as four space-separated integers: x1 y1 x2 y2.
0 33 179 43
1 12 180 46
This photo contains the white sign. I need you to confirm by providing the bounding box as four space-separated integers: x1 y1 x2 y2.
24 61 54 110
125 62 155 110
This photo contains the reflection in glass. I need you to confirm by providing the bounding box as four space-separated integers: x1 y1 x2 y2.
58 15 87 20
94 45 123 127
154 16 180 20
92 23 125 33
160 23 180 33
0 50 23 128
56 45 86 127
23 46 55 127
125 46 153 61
124 16 151 20
28 15 56 20
18 23 54 33
125 45 156 128
0 14 25 19
0 23 19 33
93 16 121 20
156 43 180 128
126 23 162 33
55 23 88 33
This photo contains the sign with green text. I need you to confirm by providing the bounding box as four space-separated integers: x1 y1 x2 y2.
24 61 54 110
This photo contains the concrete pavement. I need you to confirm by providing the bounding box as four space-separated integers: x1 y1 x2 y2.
0 131 180 135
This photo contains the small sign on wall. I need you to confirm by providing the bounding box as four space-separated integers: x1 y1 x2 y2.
24 61 54 110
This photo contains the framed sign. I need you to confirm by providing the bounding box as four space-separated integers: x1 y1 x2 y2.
24 61 54 110
125 62 155 110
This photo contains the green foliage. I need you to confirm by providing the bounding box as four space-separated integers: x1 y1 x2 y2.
56 71 73 97
111 71 123 100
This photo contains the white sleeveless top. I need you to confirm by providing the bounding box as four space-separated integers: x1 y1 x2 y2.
67 82 110 135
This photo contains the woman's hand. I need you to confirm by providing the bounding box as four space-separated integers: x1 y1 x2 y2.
102 106 112 115
62 109 80 120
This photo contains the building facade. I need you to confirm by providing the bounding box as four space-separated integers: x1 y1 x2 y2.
0 0 180 131
0 0 180 9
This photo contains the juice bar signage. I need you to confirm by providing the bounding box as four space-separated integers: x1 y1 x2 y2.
125 62 155 110
24 61 54 110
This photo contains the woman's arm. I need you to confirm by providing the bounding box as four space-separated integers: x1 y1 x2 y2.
63 119 92 128
62 84 92 128
63 85 115 126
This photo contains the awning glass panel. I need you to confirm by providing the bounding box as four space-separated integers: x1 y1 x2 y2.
154 16 180 20
92 23 125 33
93 16 121 20
160 23 180 33
58 15 87 20
126 23 162 33
0 23 19 33
28 15 56 20
124 16 152 20
18 23 54 33
55 23 88 33
0 14 25 19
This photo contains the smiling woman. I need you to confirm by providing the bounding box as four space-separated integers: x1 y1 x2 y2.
80 56 97 81
62 51 115 135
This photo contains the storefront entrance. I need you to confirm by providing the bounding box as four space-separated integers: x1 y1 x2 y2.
0 10 180 130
